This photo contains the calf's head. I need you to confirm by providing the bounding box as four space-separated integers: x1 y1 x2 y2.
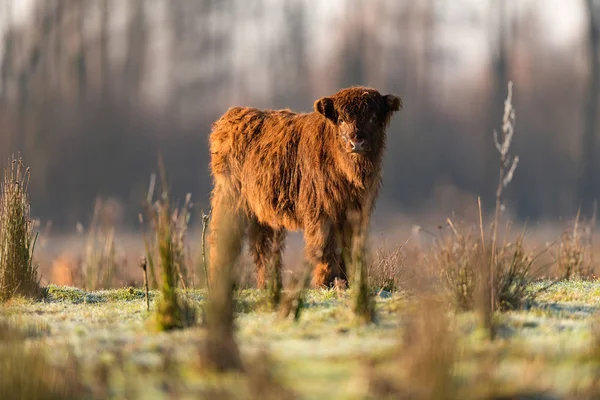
314 86 402 155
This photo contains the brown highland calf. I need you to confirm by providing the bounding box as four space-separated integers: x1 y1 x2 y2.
207 86 402 288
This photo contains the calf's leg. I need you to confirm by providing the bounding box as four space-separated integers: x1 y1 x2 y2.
305 221 346 288
248 220 286 290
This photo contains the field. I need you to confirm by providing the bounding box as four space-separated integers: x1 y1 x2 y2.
1 87 600 400
1 279 599 400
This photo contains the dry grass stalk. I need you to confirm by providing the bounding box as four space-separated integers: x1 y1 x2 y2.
171 193 194 289
79 197 119 290
490 80 519 313
139 173 158 288
435 80 526 340
345 193 376 324
557 208 596 280
367 296 458 399
490 229 535 311
433 221 477 311
434 216 536 317
141 159 195 331
0 320 85 399
139 256 150 311
200 186 243 371
0 155 40 301
368 238 409 292
201 209 212 291
399 297 457 399
155 187 183 330
140 174 194 293
476 198 495 338
347 224 375 324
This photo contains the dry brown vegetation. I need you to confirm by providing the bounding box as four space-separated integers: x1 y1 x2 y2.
201 186 244 371
556 209 597 280
430 220 537 314
0 320 85 399
367 238 409 292
78 198 121 290
140 161 196 331
0 155 41 301
366 296 458 400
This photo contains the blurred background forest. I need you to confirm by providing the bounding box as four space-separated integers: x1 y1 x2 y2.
0 0 599 235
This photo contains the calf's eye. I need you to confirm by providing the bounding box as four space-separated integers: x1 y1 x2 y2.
370 115 378 123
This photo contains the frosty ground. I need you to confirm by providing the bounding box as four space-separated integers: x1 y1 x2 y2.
1 280 599 399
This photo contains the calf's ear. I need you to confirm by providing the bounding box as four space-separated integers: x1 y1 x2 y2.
383 94 402 113
314 97 336 121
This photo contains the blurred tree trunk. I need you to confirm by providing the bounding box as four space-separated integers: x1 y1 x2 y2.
0 1 13 103
270 0 308 110
123 0 147 110
166 0 186 119
75 0 87 102
167 0 220 121
421 0 436 103
485 0 511 204
52 0 63 96
340 0 366 87
580 0 600 211
99 0 110 101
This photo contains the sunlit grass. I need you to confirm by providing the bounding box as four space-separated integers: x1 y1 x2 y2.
2 281 598 399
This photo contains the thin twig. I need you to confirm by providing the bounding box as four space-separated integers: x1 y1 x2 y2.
201 209 212 291
491 80 517 313
478 197 485 251
140 173 159 288
138 212 158 288
446 218 459 238
146 173 156 204
140 257 150 311
177 270 187 290
591 200 597 271
29 231 39 271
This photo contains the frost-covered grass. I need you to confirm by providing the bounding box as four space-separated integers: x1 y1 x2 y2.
529 279 600 306
0 280 599 399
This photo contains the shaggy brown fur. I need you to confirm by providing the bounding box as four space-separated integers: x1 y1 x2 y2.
208 86 402 288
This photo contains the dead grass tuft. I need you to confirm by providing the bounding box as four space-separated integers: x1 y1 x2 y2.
368 238 409 292
140 173 195 292
556 209 596 280
344 206 376 324
433 218 537 314
492 230 537 311
366 295 459 400
200 181 243 371
77 197 124 290
141 160 195 331
432 223 478 311
244 350 297 400
0 319 86 399
399 297 457 399
0 155 41 301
